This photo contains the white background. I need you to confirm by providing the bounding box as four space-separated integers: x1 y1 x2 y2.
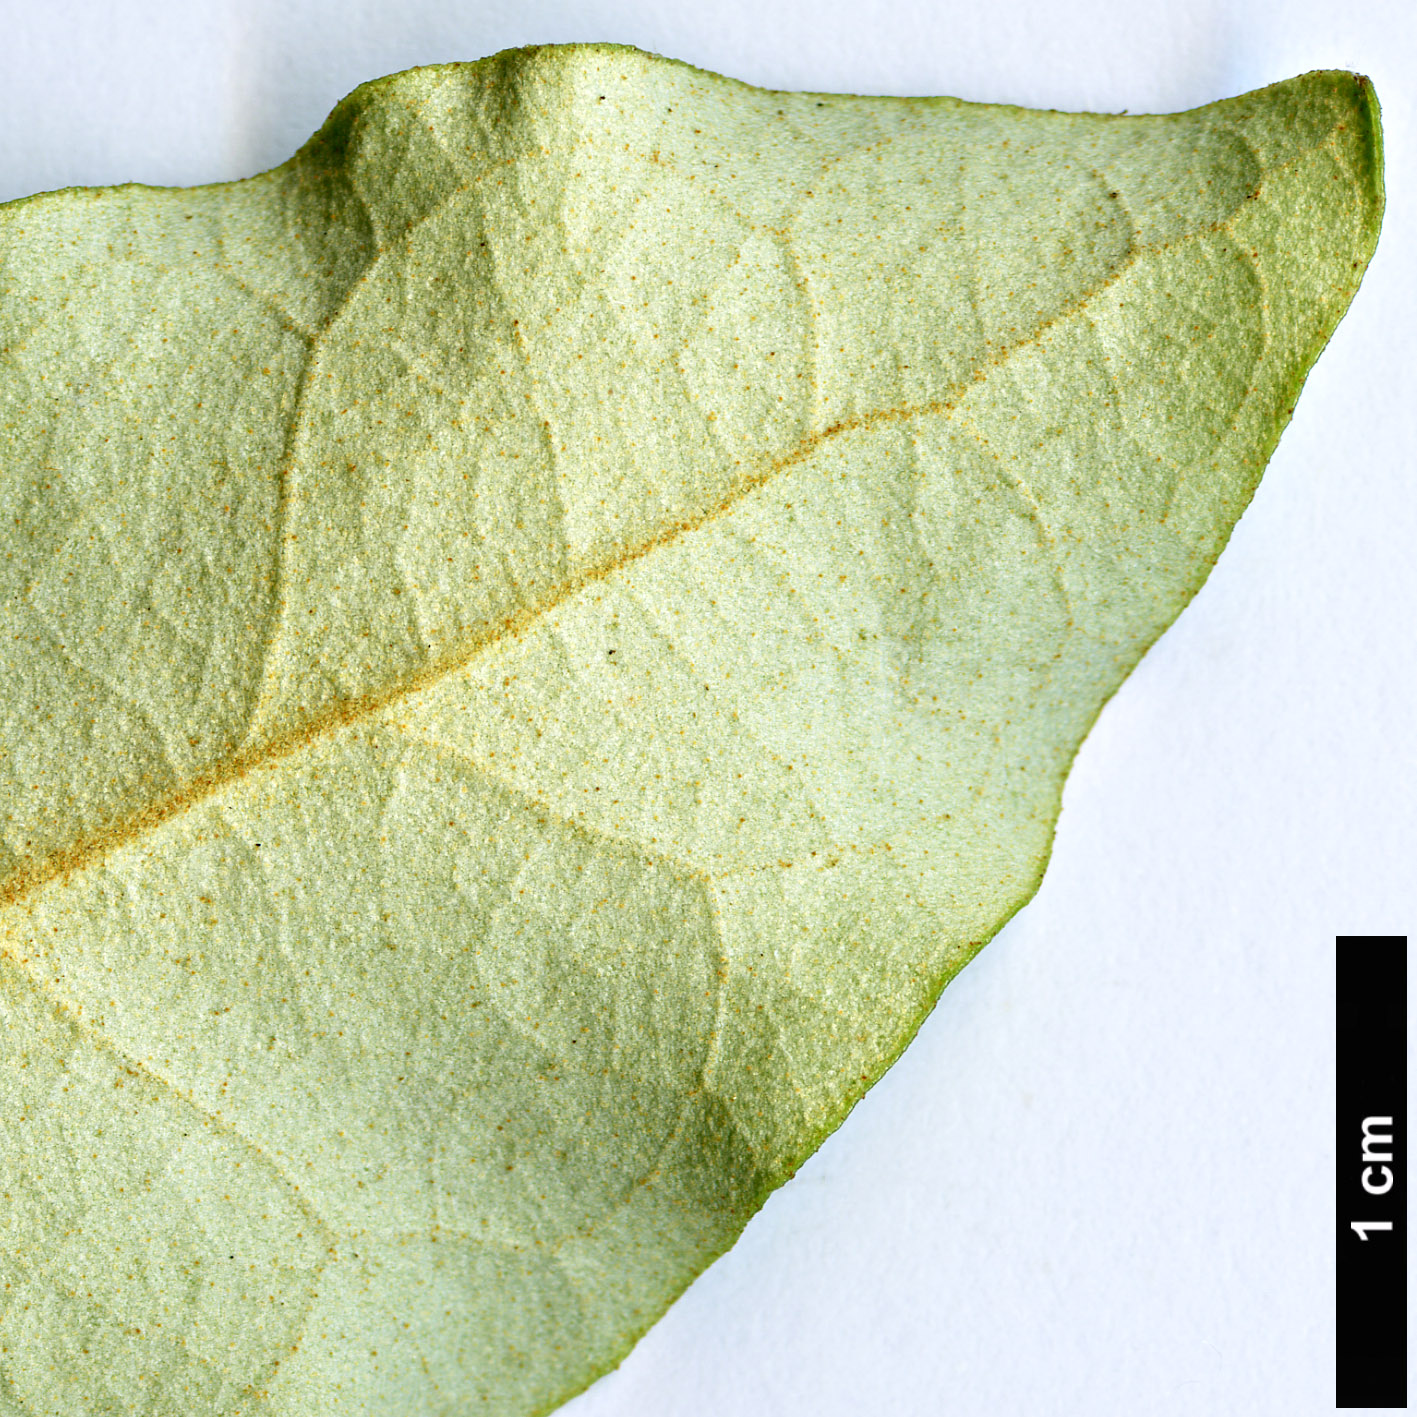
0 2 1411 1414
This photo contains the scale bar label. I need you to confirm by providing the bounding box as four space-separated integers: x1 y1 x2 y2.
1337 935 1407 1408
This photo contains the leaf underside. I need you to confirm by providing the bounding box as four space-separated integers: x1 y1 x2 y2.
0 45 1382 1416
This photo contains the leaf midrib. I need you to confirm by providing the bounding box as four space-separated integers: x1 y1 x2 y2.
2 207 1263 915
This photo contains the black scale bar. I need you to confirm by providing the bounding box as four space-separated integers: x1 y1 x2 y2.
1337 935 1407 1408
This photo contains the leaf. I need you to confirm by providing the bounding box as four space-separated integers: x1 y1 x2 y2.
0 43 1381 1416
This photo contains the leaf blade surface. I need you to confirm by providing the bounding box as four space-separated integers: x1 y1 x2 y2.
0 46 1382 1415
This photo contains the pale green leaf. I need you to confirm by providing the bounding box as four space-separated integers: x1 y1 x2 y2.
0 44 1381 1416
